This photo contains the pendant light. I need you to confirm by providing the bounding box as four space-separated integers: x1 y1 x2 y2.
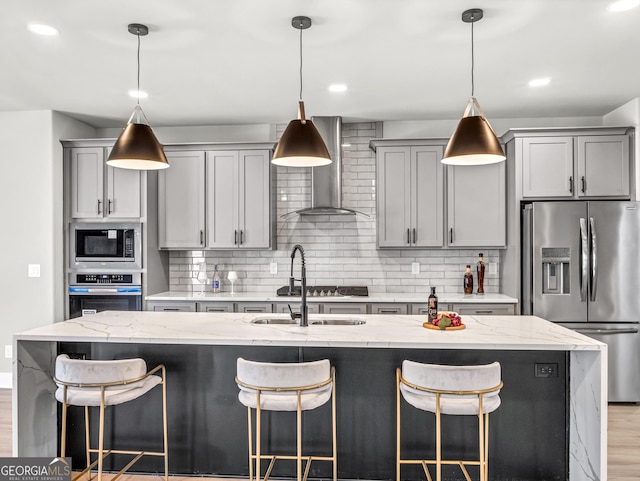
442 9 505 166
272 16 331 167
107 24 169 170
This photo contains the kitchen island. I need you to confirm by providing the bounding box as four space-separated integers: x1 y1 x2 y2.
14 311 605 481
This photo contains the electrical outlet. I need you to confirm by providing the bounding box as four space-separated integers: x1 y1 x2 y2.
535 363 559 378
4 345 12 359
489 262 497 275
411 262 420 274
270 262 278 275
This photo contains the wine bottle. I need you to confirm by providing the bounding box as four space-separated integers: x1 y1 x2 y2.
477 253 485 294
428 287 438 323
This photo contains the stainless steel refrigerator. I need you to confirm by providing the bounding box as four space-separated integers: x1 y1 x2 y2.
522 201 640 402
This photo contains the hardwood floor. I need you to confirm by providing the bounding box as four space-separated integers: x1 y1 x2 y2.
1 389 637 480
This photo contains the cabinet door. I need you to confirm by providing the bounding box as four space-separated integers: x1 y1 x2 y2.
370 303 408 315
412 146 444 247
158 151 206 248
377 147 411 247
147 302 196 312
410 304 430 315
239 150 271 249
70 147 104 219
577 135 630 197
206 151 239 248
321 303 367 315
447 162 506 247
275 303 320 314
451 303 515 315
235 302 273 313
521 137 574 198
197 302 234 312
106 162 141 218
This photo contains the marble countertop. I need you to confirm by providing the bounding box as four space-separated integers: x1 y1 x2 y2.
146 291 519 304
15 311 601 351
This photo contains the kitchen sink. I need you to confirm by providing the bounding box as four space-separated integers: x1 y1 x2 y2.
250 315 366 326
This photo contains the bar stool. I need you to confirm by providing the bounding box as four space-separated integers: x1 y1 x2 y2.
396 361 503 481
54 354 168 481
235 357 337 481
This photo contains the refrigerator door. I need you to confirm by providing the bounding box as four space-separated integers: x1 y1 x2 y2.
588 202 640 322
531 202 588 322
560 322 640 402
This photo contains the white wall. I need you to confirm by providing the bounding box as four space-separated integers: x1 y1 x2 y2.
603 97 640 199
0 111 94 380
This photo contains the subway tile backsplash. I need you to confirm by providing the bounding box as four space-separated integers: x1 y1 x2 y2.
169 122 501 295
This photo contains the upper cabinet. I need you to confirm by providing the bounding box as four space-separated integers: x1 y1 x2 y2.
370 139 506 248
158 144 274 250
69 147 141 219
511 128 632 199
375 144 444 248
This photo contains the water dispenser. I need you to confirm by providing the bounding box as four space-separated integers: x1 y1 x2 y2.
541 248 570 294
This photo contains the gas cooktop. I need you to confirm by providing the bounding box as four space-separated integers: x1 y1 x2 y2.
276 285 369 297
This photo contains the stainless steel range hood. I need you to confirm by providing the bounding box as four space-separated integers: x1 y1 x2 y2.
287 116 367 216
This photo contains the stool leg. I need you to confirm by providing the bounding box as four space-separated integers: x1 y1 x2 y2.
297 391 302 481
478 395 485 481
256 392 262 481
162 372 169 481
247 407 254 481
483 413 490 481
435 393 441 481
331 371 337 481
60 388 68 457
97 389 106 481
84 406 91 480
395 369 401 481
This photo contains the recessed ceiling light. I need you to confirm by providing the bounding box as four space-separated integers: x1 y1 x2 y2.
528 77 551 87
328 84 348 93
608 0 640 12
28 24 60 36
128 89 149 99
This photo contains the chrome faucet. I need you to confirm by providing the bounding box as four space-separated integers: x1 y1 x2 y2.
288 244 308 327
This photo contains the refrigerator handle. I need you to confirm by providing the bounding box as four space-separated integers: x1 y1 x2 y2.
579 217 589 302
589 217 597 302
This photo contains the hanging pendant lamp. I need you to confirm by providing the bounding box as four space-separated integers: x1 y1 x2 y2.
442 9 505 166
272 16 331 167
107 24 169 170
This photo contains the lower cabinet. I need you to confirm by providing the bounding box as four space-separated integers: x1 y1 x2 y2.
410 304 430 315
197 302 234 312
274 303 320 314
322 303 368 315
370 303 408 315
235 302 273 313
449 303 516 315
146 301 196 312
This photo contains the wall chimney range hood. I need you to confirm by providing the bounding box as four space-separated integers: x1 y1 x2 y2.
285 116 368 217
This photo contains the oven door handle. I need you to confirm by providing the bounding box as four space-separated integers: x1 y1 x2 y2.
70 287 141 294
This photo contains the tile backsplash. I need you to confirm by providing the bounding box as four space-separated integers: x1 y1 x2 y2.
169 122 501 295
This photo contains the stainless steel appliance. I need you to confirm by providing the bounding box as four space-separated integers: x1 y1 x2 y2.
70 223 141 269
68 272 142 319
522 201 640 402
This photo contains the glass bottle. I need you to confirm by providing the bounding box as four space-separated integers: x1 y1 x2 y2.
428 287 438 323
464 265 473 294
477 253 485 294
212 264 221 293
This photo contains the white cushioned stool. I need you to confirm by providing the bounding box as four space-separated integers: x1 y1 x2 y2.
235 357 336 481
54 354 168 481
396 361 503 481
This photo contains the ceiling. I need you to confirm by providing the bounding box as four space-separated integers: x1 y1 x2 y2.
2 0 639 128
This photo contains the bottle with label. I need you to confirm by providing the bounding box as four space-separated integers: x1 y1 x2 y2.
212 264 221 293
477 253 485 294
428 287 438 323
464 265 474 294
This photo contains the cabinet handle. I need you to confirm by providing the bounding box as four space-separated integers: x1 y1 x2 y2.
412 228 416 243
163 308 181 311
245 308 263 313
380 309 398 314
97 199 102 215
474 310 494 314
581 176 586 193
240 230 244 245
407 228 411 244
449 228 454 244
108 199 113 214
235 230 238 245
569 176 573 193
200 230 204 245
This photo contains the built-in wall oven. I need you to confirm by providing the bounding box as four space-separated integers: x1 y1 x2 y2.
70 223 142 269
68 273 142 319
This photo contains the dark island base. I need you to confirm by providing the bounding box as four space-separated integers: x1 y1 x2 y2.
59 342 568 481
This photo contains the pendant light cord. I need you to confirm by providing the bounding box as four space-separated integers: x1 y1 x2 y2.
136 31 141 106
470 19 475 98
298 23 303 102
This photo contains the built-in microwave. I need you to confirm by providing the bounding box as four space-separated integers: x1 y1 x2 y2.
70 223 142 269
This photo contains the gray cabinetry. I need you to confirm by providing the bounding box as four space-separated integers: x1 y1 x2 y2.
206 150 271 249
519 132 631 199
70 147 141 219
197 302 234 312
158 151 206 249
146 301 196 312
275 303 320 314
450 303 516 315
410 303 429 315
158 145 273 250
375 144 444 248
447 162 506 247
235 302 273 313
322 303 367 315
370 303 407 315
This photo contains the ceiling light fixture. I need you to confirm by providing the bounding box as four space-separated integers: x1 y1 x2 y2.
128 89 149 99
272 16 331 167
329 84 348 93
528 77 551 87
608 0 640 12
106 23 169 170
442 9 505 166
28 24 59 36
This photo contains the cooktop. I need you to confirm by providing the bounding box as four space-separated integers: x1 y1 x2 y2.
276 285 369 297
